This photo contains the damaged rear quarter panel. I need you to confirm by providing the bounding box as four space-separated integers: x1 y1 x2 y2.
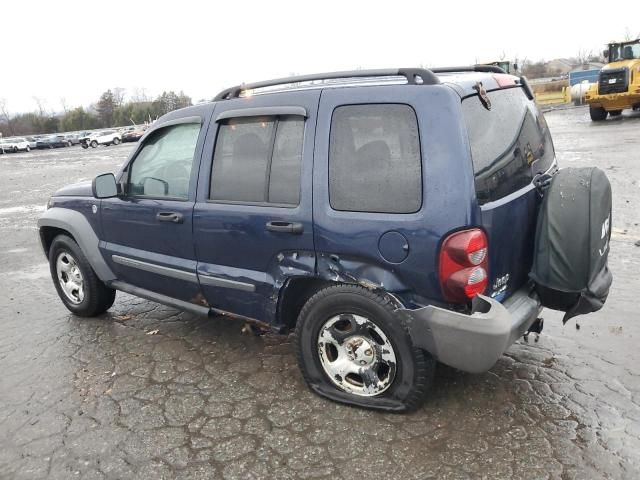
311 85 481 306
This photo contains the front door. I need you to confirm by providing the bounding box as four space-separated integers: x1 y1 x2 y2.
100 118 207 302
192 91 320 322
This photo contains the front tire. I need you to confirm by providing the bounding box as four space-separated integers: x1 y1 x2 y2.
90 140 98 148
294 284 434 412
26 146 30 152
82 142 89 149
112 137 120 145
48 235 116 317
590 105 608 121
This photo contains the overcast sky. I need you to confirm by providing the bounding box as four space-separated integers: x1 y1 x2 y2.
2 0 639 113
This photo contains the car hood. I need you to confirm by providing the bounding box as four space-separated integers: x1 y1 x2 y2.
54 180 93 197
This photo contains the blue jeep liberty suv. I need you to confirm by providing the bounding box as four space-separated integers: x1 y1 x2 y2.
39 67 564 411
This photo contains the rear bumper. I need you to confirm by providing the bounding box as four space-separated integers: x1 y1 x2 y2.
397 287 541 373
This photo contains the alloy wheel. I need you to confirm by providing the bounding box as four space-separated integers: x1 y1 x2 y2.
317 313 397 396
55 251 85 304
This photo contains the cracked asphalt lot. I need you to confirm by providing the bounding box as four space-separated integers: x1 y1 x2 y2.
1 107 640 479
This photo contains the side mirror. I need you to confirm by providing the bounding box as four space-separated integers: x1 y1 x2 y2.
92 173 118 198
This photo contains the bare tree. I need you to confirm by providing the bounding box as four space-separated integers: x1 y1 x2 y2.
0 98 14 135
113 87 126 108
575 49 593 66
60 97 68 113
625 27 640 41
33 96 47 116
131 87 149 103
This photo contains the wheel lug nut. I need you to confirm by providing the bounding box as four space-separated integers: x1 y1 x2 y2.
364 349 372 356
359 360 366 365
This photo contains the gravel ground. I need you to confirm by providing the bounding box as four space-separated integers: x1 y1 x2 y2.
1 107 639 479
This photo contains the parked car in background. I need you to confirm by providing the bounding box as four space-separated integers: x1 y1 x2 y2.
0 137 31 152
25 137 39 149
122 126 147 142
36 135 68 149
64 134 81 145
78 132 92 146
81 130 122 148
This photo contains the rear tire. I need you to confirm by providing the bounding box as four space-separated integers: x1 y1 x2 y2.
294 284 434 412
48 235 116 317
609 110 622 117
13 146 18 153
112 137 120 145
589 106 608 121
90 140 98 148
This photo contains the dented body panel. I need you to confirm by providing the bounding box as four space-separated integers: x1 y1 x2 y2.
398 287 541 372
313 86 478 308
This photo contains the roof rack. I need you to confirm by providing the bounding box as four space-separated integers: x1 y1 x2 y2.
431 65 508 74
214 68 440 100
213 65 518 101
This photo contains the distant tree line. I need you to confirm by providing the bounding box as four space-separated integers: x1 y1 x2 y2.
0 89 192 137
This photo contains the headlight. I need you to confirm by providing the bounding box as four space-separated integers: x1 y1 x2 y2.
46 197 54 210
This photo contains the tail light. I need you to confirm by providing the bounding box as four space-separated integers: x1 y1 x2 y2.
439 229 489 303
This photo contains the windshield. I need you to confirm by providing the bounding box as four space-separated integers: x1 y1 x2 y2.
610 42 640 61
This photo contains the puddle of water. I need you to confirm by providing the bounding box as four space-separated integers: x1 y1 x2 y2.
4 248 28 254
0 205 46 216
6 263 50 280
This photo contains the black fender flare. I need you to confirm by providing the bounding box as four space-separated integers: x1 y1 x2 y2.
37 207 116 282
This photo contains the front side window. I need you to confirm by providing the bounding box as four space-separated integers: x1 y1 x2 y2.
329 104 422 214
210 115 304 206
128 122 200 199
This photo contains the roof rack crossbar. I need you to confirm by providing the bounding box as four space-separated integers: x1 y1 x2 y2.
214 68 441 100
431 65 508 74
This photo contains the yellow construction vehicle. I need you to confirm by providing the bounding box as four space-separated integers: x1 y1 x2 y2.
585 39 640 121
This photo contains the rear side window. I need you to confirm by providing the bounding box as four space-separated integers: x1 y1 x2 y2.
329 104 422 213
463 87 555 205
210 115 304 206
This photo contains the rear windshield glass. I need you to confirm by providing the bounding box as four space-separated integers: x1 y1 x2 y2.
462 87 555 205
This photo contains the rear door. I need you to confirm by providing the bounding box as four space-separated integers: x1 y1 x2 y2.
462 86 556 301
192 91 319 321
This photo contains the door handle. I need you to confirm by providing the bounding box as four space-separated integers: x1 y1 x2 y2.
266 221 304 234
156 212 184 223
